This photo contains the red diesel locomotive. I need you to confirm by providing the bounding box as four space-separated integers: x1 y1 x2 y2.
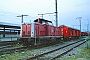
20 18 88 46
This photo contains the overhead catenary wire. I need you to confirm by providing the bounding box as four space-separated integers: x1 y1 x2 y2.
56 4 81 27
58 5 76 18
39 3 55 13
48 0 79 18
5 0 37 13
0 0 56 23
48 0 79 20
48 0 77 19
49 15 56 23
0 8 37 19
60 0 79 17
0 0 86 25
0 0 39 20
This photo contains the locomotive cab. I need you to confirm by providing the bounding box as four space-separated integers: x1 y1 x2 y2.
22 18 53 38
34 18 52 25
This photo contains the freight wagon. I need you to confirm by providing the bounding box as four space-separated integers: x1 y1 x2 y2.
59 25 80 39
81 32 88 36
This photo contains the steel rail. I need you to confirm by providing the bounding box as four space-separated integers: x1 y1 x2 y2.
26 39 85 60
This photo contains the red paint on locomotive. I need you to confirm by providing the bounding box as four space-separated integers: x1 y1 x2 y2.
54 27 60 36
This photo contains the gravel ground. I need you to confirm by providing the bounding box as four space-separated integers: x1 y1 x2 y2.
0 38 86 60
25 39 82 57
56 37 90 60
34 40 85 60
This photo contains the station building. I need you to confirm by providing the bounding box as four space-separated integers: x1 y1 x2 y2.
0 22 20 41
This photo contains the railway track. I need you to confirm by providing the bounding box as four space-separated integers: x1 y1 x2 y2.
0 41 22 54
0 41 18 46
0 46 27 55
26 39 86 60
0 41 19 50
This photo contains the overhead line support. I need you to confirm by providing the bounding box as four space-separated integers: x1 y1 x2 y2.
55 0 58 27
17 15 29 23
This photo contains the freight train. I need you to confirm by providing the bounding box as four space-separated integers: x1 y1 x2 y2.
19 18 88 46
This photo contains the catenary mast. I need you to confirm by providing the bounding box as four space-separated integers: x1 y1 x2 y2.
55 0 58 27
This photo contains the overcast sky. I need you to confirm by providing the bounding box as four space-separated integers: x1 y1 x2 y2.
0 0 90 32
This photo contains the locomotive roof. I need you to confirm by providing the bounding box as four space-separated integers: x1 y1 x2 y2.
34 18 52 23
